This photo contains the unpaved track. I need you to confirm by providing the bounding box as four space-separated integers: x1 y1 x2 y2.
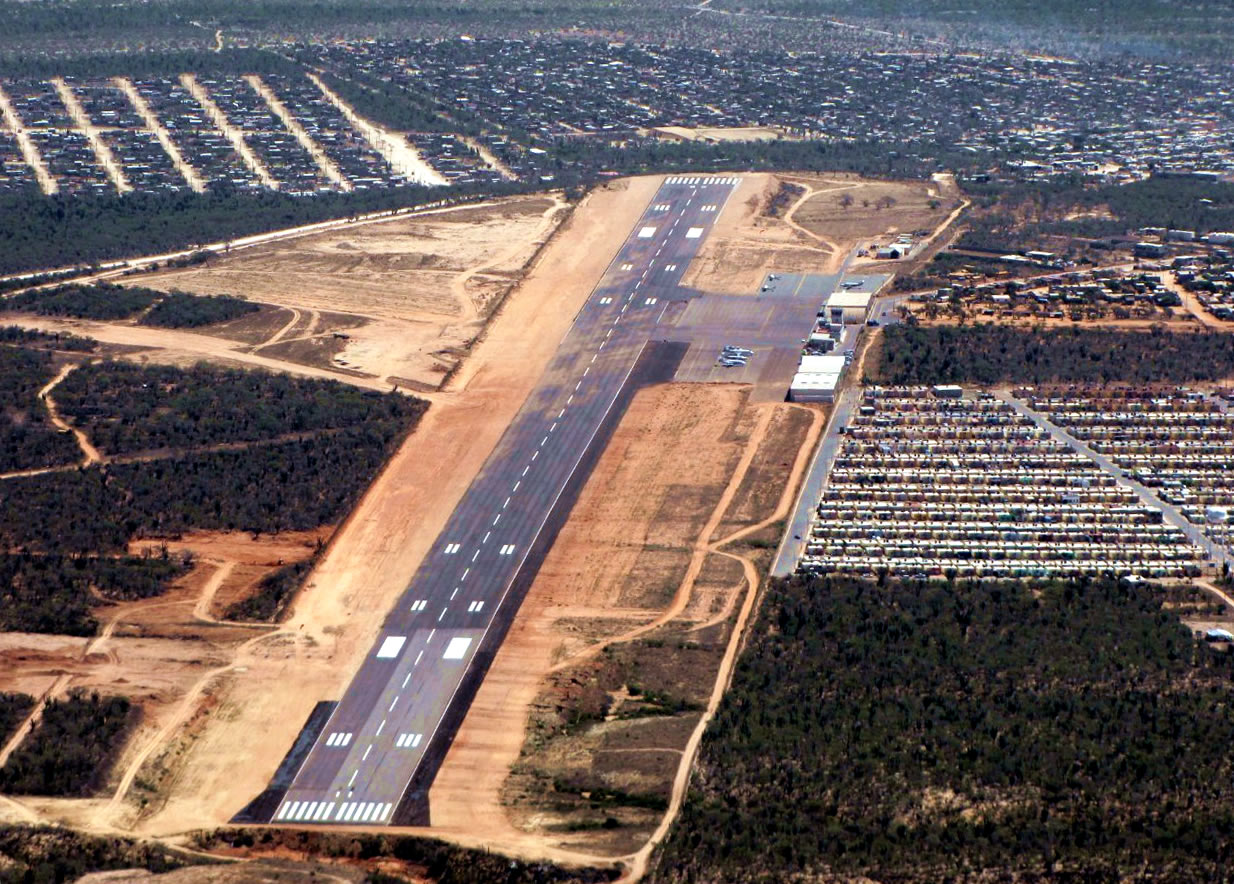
0 672 71 770
181 73 278 190
39 362 102 465
192 560 237 623
0 81 56 194
115 77 206 193
7 316 422 398
306 72 446 186
51 78 130 194
245 75 350 192
459 134 517 181
96 625 288 829
623 401 825 881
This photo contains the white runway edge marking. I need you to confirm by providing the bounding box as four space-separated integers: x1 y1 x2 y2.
442 636 472 660
375 635 406 659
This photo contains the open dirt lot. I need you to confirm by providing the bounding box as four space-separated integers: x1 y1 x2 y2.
791 176 954 244
678 173 837 295
3 195 569 392
677 172 959 297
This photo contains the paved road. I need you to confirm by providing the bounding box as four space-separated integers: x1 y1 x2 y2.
260 175 742 827
770 388 856 577
997 390 1231 568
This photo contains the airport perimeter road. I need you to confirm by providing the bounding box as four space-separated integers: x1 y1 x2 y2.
771 389 856 577
997 390 1232 569
261 175 742 827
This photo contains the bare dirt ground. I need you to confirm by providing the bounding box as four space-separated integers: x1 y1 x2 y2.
649 125 787 143
2 195 569 393
677 172 958 297
678 173 840 294
0 526 324 830
792 175 954 246
123 195 566 388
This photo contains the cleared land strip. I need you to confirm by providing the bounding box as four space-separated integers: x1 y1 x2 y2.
51 78 131 194
306 72 447 187
115 77 206 193
459 134 517 181
246 74 351 192
181 73 279 190
38 362 101 466
0 81 56 194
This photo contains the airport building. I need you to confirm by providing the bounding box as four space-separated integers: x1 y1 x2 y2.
824 290 873 325
789 353 847 403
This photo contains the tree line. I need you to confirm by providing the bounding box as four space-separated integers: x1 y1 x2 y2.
140 291 259 328
872 324 1234 385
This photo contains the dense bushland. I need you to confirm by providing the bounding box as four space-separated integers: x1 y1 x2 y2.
1 282 160 320
873 324 1234 385
0 691 134 796
0 552 192 636
0 694 35 746
139 291 261 328
0 424 413 555
0 346 82 472
0 825 204 881
54 361 423 455
655 576 1234 881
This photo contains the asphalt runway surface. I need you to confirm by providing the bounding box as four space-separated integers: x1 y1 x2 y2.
254 175 743 827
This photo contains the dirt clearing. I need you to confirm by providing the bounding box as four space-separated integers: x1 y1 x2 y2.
47 194 568 390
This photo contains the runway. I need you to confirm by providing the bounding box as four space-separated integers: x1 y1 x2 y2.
248 175 742 827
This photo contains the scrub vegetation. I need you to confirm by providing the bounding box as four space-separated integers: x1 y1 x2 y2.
0 691 135 796
655 575 1234 881
872 324 1234 385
